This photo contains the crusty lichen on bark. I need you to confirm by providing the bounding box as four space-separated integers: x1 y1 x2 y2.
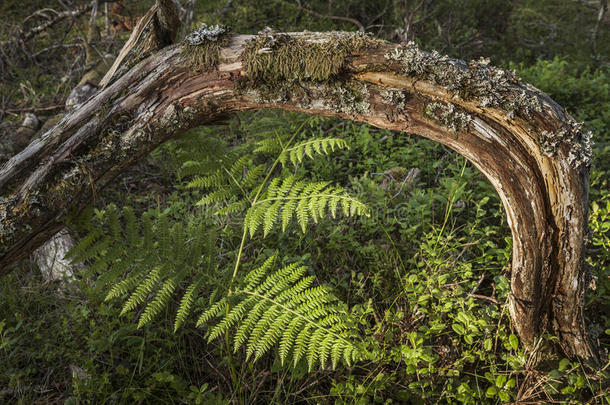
539 120 593 168
385 42 542 119
424 101 473 132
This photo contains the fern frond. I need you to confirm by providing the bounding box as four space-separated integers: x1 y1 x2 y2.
281 138 349 168
245 178 369 236
230 155 250 176
197 188 234 206
123 206 139 248
65 230 103 262
241 164 266 189
105 274 143 301
254 137 283 155
174 280 202 332
215 200 249 216
186 170 225 189
138 276 178 328
120 266 162 316
202 259 363 370
196 298 229 327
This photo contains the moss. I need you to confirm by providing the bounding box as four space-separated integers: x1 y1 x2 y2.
386 43 542 118
182 23 232 70
242 28 378 85
424 101 472 132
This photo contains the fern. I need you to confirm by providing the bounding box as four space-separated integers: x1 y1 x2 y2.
199 257 364 371
244 176 369 236
281 137 349 167
67 206 221 330
70 115 371 374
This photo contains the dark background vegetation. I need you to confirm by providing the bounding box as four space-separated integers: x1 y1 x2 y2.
0 0 608 403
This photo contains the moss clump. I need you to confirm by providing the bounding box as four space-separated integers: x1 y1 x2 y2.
424 101 472 132
386 43 542 118
242 28 378 85
182 23 232 69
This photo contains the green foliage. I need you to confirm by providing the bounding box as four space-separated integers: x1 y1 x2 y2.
514 58 609 137
255 136 349 168
2 0 609 401
245 176 369 236
67 205 218 331
67 116 370 381
200 256 363 370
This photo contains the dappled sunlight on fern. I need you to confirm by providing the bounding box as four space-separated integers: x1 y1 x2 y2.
198 256 365 371
67 117 372 377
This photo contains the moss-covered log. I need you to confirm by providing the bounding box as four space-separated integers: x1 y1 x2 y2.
0 27 597 363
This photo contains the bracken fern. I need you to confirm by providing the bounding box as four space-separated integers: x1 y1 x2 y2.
69 117 370 373
198 256 364 370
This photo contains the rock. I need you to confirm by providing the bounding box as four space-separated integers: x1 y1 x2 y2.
31 228 80 282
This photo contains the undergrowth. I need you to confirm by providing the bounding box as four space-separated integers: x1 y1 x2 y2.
1 65 608 405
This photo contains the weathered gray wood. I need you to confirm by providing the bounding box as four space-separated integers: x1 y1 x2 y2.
0 27 596 362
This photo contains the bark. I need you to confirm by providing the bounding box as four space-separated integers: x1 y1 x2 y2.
0 27 597 362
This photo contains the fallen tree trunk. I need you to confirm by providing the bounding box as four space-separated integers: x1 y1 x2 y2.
0 22 597 362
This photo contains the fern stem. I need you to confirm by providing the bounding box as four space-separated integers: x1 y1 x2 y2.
253 194 366 206
223 166 252 204
228 227 249 295
227 119 310 294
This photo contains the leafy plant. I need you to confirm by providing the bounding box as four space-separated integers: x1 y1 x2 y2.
68 118 370 374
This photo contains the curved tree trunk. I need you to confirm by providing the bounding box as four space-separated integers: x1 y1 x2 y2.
0 21 597 362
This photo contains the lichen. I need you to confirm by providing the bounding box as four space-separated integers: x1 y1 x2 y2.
424 101 472 132
566 120 593 168
242 28 378 85
380 88 408 114
332 82 370 115
539 129 565 157
538 120 593 168
386 42 542 118
182 23 232 69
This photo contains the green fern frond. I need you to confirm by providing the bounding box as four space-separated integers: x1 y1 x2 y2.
174 280 202 332
254 137 283 155
215 200 249 216
281 138 349 167
196 298 229 327
65 230 101 262
105 274 143 301
244 178 369 236
202 259 363 371
120 266 162 316
138 276 178 328
241 164 266 189
186 169 226 189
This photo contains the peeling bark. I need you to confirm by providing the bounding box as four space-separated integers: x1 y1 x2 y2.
0 29 597 362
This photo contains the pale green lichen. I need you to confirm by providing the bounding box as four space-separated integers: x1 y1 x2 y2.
424 101 472 132
538 120 593 168
380 88 408 114
182 23 232 69
386 42 542 118
332 82 370 115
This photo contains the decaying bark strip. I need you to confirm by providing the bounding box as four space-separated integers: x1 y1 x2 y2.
0 6 598 363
